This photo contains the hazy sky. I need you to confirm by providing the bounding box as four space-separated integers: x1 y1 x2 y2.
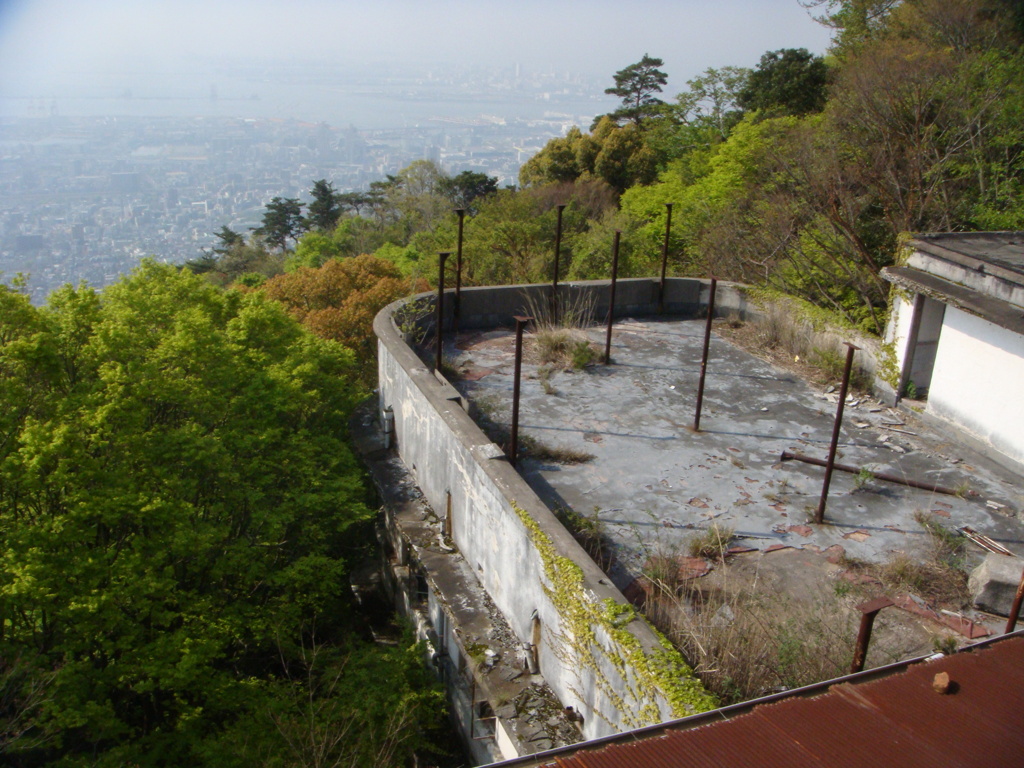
0 0 834 116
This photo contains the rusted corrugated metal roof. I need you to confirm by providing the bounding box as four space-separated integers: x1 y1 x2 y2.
517 635 1024 768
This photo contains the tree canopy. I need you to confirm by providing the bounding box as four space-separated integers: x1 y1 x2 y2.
254 196 305 251
736 48 829 117
603 54 669 127
0 264 442 766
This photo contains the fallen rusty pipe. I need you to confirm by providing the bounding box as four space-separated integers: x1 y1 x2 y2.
780 451 960 497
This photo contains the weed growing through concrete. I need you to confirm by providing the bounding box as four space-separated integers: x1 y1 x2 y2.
687 524 735 560
537 365 557 395
438 352 462 381
555 506 612 571
570 339 596 369
521 290 598 371
523 436 596 465
854 467 875 491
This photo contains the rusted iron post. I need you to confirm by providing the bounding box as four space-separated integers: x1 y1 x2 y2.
509 315 532 468
693 277 718 432
1005 565 1024 633
435 252 450 372
604 230 621 365
779 451 961 497
851 597 894 673
815 342 860 525
659 203 673 313
455 209 465 332
551 204 565 320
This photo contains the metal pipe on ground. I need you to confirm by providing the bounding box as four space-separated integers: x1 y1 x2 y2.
779 451 961 497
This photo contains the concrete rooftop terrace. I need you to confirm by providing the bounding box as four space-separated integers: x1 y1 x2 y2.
449 316 1024 585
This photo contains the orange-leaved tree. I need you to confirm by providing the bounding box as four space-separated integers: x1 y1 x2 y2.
261 255 425 386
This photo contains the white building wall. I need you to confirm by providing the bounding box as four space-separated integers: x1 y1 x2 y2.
886 291 915 374
927 307 1024 467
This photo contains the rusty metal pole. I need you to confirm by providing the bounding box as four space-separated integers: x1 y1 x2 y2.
435 252 450 372
1005 565 1024 633
604 230 621 365
851 597 894 673
552 204 565 321
455 209 465 333
509 315 532 468
693 277 718 432
659 203 673 313
815 342 860 525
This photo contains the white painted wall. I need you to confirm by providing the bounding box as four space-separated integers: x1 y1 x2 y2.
928 307 1024 467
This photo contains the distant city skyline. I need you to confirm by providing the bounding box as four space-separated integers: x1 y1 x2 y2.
0 0 835 126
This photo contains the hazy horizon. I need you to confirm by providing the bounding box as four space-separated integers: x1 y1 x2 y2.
0 0 835 127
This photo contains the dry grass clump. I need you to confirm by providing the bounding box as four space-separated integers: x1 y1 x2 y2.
525 437 595 465
642 582 862 705
687 524 735 560
521 290 598 370
736 299 873 389
843 513 970 609
535 329 595 370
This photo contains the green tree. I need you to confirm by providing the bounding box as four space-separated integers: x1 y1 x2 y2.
255 196 305 251
801 0 901 58
439 170 499 213
520 119 658 193
0 264 441 766
306 179 343 232
737 48 829 117
674 66 751 143
603 54 669 127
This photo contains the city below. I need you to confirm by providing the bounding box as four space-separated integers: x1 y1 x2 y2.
0 62 616 302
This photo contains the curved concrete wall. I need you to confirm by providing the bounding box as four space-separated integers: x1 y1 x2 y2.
375 278 726 739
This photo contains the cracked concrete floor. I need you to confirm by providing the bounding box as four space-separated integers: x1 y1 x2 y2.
449 317 1024 599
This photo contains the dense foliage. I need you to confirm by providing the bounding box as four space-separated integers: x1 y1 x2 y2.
0 264 442 766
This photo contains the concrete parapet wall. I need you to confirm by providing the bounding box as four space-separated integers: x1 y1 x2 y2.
375 279 720 739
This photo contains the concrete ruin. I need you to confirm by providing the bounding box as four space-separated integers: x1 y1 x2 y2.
367 273 1024 765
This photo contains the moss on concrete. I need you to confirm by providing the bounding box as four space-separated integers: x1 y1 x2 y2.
512 502 718 728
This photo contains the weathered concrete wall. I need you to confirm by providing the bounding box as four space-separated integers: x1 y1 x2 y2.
375 279 719 740
927 307 1024 467
908 249 1024 310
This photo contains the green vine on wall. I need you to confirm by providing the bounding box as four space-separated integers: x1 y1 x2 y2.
512 503 717 728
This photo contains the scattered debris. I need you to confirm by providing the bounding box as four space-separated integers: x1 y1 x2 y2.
959 526 1014 556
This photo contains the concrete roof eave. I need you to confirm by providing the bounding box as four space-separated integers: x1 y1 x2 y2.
881 265 1024 336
